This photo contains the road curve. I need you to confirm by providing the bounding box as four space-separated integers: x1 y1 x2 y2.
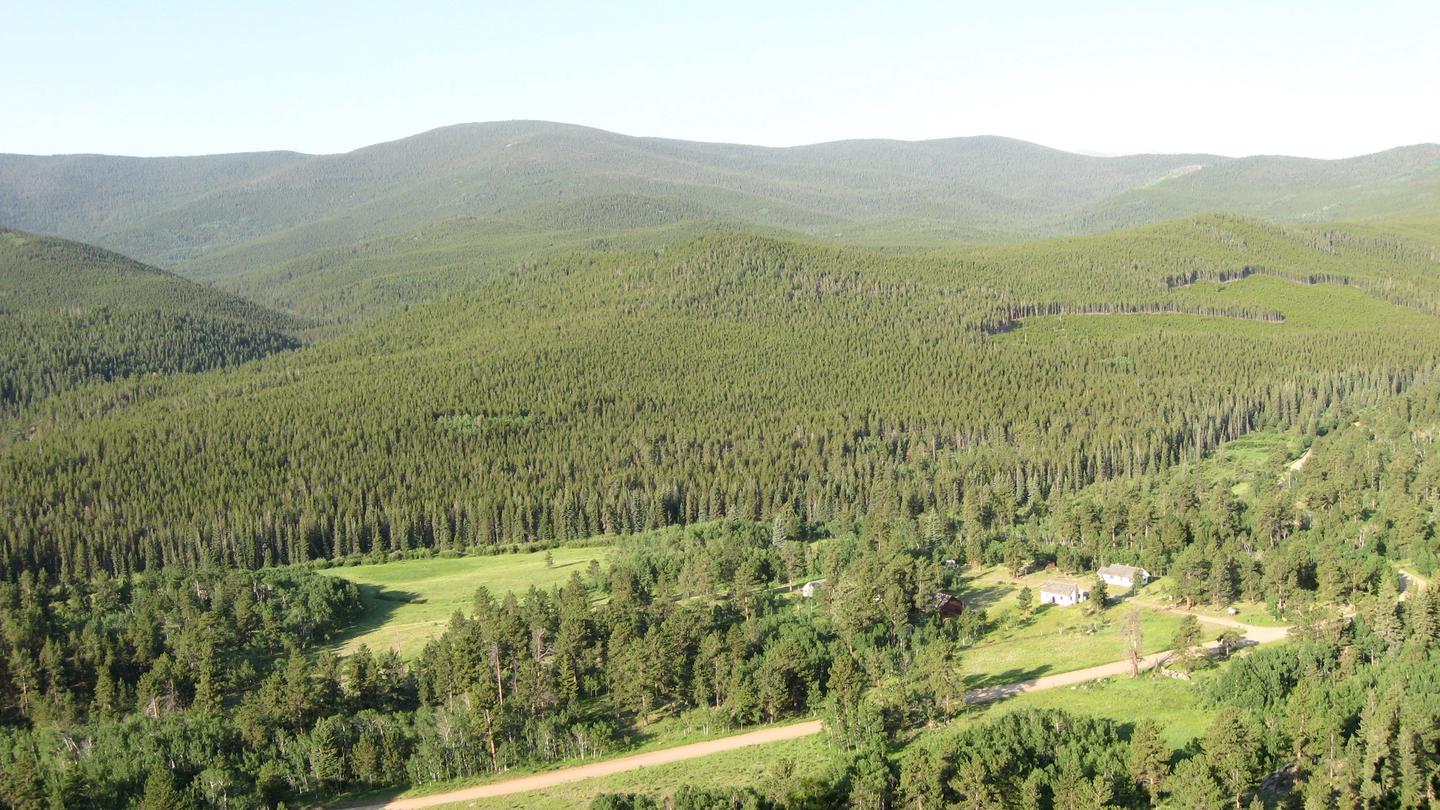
344 612 1287 809
1399 569 1429 601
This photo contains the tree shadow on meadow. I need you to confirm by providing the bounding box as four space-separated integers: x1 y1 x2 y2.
960 583 1012 611
331 782 409 810
327 584 425 652
964 663 1054 692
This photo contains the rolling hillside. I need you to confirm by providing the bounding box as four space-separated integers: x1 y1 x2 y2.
6 127 1440 810
0 229 300 412
4 121 1437 293
220 198 1440 323
1073 143 1440 231
6 214 1440 578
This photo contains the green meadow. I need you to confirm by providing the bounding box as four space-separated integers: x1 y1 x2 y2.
321 547 615 656
956 670 1216 749
959 567 1222 686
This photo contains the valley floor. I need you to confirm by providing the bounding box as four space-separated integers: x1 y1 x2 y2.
346 609 1286 809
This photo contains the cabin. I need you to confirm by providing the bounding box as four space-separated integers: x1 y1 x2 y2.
801 579 827 598
1039 581 1088 607
935 592 965 620
1097 564 1150 589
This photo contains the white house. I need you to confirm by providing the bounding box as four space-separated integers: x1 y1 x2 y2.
1039 581 1088 607
801 579 827 598
1097 564 1150 589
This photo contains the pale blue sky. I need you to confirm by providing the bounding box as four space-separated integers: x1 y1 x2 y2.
3 0 1436 158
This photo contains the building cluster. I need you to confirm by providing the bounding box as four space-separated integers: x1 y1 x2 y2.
1039 564 1149 607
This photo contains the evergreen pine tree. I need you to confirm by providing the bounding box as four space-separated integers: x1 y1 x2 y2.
1129 720 1170 801
138 767 185 810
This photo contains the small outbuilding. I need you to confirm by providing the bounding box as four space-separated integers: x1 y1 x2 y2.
801 579 827 598
1039 581 1088 607
935 592 965 620
1097 564 1150 589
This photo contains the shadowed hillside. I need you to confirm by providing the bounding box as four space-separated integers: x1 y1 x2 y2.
0 229 300 412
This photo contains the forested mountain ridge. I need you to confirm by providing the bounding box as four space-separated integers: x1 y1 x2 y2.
6 121 1440 808
3 121 1437 289
0 229 300 412
1074 143 1440 232
208 202 1440 324
0 150 307 242
220 198 726 321
6 214 1440 580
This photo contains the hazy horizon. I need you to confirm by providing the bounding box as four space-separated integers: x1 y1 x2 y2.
4 0 1437 160
4 117 1437 162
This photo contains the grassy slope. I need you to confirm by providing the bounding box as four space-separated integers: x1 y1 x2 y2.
321 546 614 656
959 566 1220 687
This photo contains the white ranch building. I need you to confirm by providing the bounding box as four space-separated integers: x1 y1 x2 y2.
1039 581 1088 607
1097 564 1150 589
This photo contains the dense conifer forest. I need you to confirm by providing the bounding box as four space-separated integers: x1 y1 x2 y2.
3 417 1438 806
5 215 1440 583
0 229 299 413
2 123 1440 808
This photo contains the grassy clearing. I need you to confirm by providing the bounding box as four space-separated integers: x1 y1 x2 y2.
322 547 614 656
1203 429 1307 498
1012 275 1436 341
1066 420 1305 504
960 567 1223 686
1176 274 1438 331
1202 430 1303 498
962 606 1206 687
1137 576 1289 627
936 669 1217 750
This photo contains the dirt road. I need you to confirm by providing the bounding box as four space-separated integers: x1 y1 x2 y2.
1287 448 1313 472
1399 569 1429 601
344 721 823 809
966 646 1182 703
347 611 1287 808
966 611 1287 703
1126 599 1290 643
